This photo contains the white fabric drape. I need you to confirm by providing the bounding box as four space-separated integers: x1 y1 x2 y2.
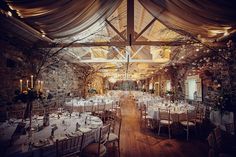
139 0 236 41
7 0 122 38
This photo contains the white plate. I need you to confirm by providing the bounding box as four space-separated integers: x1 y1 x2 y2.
79 127 92 133
89 124 98 129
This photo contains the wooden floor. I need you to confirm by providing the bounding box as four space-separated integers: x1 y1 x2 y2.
106 95 208 157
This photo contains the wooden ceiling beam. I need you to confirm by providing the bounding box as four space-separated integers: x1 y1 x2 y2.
134 18 156 41
79 59 168 63
127 0 134 46
133 41 187 46
42 40 194 47
105 19 127 41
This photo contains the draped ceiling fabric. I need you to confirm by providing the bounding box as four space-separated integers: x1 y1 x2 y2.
139 0 236 42
6 0 122 38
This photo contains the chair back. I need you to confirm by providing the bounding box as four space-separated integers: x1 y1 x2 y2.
225 123 234 135
187 110 197 123
159 109 171 121
213 127 222 150
98 103 106 111
82 130 96 149
179 112 187 122
84 103 93 112
8 110 25 119
140 104 148 119
207 132 216 148
40 144 56 157
56 134 83 157
100 124 110 143
112 116 122 139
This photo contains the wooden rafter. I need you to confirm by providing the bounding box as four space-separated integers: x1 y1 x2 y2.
105 19 126 41
131 46 145 58
112 46 126 59
134 18 156 41
79 59 168 63
127 0 134 46
45 40 192 48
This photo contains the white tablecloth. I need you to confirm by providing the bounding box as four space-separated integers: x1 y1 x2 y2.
210 110 234 132
4 112 103 157
65 99 114 112
147 103 195 121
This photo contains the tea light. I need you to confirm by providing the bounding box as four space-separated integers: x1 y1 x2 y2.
31 75 33 88
26 80 29 89
20 79 23 92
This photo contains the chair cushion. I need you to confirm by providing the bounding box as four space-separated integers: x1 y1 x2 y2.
180 121 195 126
108 133 118 142
160 120 173 125
142 115 153 119
83 143 106 156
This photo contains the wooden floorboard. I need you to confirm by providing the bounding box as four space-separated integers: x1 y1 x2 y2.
106 96 208 157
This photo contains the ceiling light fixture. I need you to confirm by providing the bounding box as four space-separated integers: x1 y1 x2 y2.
7 11 12 16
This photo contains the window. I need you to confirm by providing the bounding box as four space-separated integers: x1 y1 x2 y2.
188 79 197 100
166 80 171 91
185 75 202 101
149 82 153 90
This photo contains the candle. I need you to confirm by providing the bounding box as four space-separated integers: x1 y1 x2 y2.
26 80 29 89
40 81 43 92
20 79 23 92
31 75 33 88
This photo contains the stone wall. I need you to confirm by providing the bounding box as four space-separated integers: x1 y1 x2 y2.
0 39 86 106
151 51 236 112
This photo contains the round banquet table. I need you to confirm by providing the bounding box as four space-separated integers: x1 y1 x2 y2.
147 103 195 122
3 112 103 157
65 99 114 112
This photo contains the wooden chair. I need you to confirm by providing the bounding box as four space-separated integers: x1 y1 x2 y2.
158 109 172 139
56 134 83 157
207 131 232 157
108 101 118 115
179 110 197 141
40 144 56 157
82 124 110 157
225 123 234 135
84 103 94 112
33 108 45 116
140 104 153 128
196 104 205 123
94 103 106 121
213 126 223 152
7 109 25 119
106 116 122 157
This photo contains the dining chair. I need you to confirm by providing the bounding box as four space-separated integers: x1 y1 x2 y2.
158 109 172 139
207 130 231 157
108 101 118 115
179 110 197 141
7 109 25 119
82 124 110 157
225 123 234 135
106 116 122 157
84 103 94 112
140 104 153 128
40 144 57 157
213 126 223 152
56 134 83 157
